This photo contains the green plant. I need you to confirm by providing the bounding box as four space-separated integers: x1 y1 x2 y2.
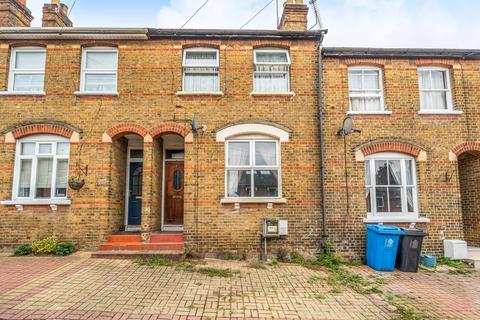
448 269 472 275
197 267 234 278
218 250 236 260
32 236 59 255
14 244 32 256
290 251 305 265
184 247 200 259
248 260 267 269
439 257 463 268
267 258 278 266
313 292 326 300
55 241 76 256
386 294 426 320
276 247 289 262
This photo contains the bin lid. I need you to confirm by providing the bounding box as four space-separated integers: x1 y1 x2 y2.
401 228 427 236
366 224 404 235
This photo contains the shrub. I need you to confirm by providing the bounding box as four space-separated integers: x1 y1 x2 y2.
14 244 32 256
32 236 59 255
290 251 305 265
55 241 76 256
276 247 289 262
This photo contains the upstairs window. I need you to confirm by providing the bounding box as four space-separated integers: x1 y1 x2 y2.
226 140 280 198
418 67 453 111
365 153 418 217
8 47 46 93
348 67 384 112
253 49 291 93
13 135 70 200
182 48 219 92
80 47 118 93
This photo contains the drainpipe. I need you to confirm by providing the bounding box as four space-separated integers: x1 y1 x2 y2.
317 30 328 252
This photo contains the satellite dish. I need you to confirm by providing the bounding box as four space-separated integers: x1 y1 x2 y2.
191 115 200 132
337 116 354 136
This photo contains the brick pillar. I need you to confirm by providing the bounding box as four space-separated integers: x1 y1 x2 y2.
278 0 309 31
0 0 33 27
141 136 163 239
42 0 73 27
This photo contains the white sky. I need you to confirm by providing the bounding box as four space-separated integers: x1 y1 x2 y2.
26 0 480 49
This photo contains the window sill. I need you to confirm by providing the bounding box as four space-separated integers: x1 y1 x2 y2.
1 199 71 206
250 91 295 97
0 91 46 96
347 110 392 115
74 91 119 96
176 91 224 96
363 216 430 224
418 110 463 115
220 198 287 204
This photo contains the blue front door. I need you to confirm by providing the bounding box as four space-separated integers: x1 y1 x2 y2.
128 162 143 225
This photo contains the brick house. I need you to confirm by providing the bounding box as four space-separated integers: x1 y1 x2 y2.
321 48 480 259
0 0 325 257
0 0 479 260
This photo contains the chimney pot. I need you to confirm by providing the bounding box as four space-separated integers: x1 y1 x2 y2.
0 0 34 27
42 0 72 27
278 0 309 31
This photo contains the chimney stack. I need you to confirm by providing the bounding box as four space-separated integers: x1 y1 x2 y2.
42 0 72 27
278 0 309 31
0 0 33 27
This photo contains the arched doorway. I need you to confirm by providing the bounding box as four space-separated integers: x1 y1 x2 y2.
458 150 480 246
160 134 185 231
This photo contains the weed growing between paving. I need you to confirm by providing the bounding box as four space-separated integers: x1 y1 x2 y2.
134 256 237 278
386 294 426 320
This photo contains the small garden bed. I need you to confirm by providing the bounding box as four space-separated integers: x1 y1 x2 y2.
13 236 76 257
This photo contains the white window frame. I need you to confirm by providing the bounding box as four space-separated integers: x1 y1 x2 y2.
12 135 70 201
79 47 119 94
417 66 454 112
347 66 386 113
364 152 418 220
8 47 46 93
182 47 220 92
253 49 291 93
224 139 282 200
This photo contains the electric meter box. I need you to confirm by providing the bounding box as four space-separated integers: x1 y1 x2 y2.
263 218 288 237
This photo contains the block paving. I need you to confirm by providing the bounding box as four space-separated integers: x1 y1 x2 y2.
1 254 479 319
0 253 396 320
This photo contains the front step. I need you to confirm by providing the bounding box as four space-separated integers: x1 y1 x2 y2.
92 250 183 260
95 232 184 255
99 242 184 251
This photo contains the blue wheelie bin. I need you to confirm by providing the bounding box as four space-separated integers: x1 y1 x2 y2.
366 225 404 271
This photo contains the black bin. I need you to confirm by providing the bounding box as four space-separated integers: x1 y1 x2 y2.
396 228 427 272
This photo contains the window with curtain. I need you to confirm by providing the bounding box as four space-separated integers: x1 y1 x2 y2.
183 48 219 92
8 47 46 93
14 135 70 200
80 47 118 93
418 67 453 111
348 67 384 112
226 140 280 198
253 49 291 93
364 153 418 217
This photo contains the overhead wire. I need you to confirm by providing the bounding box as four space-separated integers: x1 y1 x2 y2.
180 0 210 29
240 0 275 29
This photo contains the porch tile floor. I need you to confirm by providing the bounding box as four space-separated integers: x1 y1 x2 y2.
0 253 478 319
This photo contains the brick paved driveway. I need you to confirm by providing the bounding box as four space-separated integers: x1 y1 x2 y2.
0 253 396 320
0 253 477 320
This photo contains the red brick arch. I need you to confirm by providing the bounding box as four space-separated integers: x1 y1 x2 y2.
359 141 423 157
106 124 148 139
452 142 480 156
150 123 190 139
11 123 75 139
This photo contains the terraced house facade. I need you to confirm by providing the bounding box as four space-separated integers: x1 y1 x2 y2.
0 0 479 260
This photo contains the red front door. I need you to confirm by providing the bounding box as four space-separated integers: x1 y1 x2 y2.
165 162 184 225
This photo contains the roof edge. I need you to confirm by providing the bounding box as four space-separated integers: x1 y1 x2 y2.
323 47 480 60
